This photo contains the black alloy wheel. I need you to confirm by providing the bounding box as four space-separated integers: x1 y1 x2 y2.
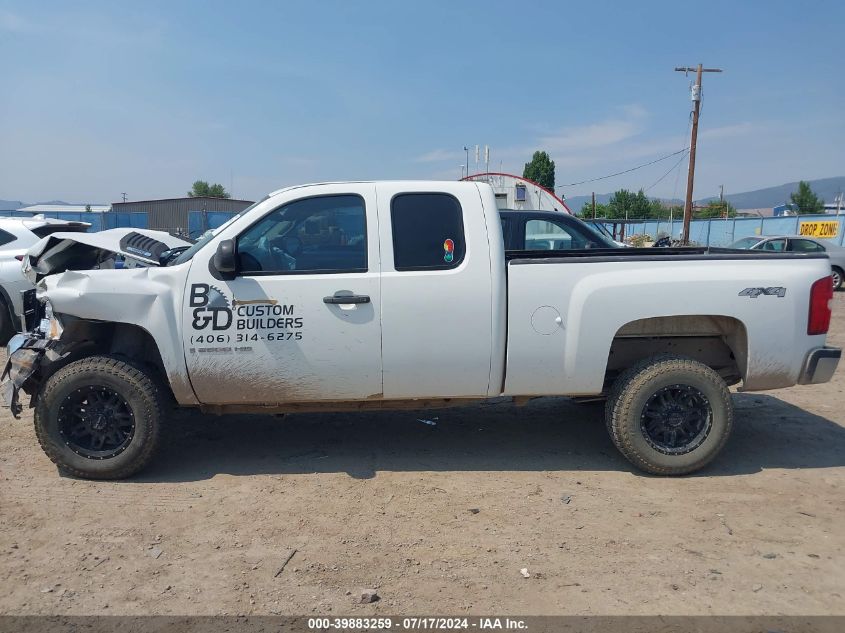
639 384 712 455
58 385 136 459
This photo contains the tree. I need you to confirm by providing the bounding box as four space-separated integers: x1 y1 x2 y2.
606 189 660 219
85 204 92 213
577 189 682 220
790 180 824 214
523 151 555 191
188 180 231 199
694 200 736 219
579 201 609 218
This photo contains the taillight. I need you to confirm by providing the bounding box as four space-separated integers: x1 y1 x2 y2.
808 275 833 335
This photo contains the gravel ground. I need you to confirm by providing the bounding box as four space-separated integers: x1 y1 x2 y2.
1 298 844 616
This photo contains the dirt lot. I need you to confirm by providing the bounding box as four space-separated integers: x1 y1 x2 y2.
1 300 844 617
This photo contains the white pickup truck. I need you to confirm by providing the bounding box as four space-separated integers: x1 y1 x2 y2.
2 181 840 479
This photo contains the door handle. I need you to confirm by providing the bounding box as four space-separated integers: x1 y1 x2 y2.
323 294 370 304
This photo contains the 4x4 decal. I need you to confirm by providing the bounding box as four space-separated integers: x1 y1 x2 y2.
739 287 786 298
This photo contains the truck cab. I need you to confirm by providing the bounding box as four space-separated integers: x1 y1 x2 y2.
176 181 505 404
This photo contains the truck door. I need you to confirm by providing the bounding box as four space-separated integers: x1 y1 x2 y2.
182 184 382 404
375 182 497 399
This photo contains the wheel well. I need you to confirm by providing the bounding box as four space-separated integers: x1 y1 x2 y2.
606 315 747 388
51 319 171 395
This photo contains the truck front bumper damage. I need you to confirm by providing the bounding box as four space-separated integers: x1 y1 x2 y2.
798 346 842 385
1 334 61 418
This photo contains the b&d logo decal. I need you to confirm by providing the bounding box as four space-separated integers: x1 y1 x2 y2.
189 283 303 333
190 283 233 330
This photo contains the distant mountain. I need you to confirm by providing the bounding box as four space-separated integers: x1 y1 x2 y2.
700 177 845 209
0 199 27 210
564 177 845 211
0 199 86 210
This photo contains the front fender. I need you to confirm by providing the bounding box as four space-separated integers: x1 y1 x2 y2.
36 266 197 405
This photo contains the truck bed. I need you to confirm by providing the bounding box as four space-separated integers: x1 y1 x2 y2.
503 246 833 397
505 246 831 263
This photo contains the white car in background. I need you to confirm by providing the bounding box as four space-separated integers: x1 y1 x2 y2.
729 235 845 290
0 217 90 343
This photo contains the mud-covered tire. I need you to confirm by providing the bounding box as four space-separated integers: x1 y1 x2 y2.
34 356 163 479
605 355 733 475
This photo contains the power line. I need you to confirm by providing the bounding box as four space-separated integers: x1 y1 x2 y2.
556 147 689 188
644 150 689 193
672 112 693 206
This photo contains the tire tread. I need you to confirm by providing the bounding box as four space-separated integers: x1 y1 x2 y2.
34 355 163 479
604 354 733 475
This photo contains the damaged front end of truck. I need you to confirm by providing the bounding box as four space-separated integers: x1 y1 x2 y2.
1 295 70 417
1 229 192 416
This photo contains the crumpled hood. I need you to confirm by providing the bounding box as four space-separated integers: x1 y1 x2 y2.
23 228 191 283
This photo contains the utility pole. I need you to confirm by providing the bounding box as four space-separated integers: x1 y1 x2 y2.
592 191 596 219
463 146 469 178
675 64 723 244
121 192 127 203
719 184 726 218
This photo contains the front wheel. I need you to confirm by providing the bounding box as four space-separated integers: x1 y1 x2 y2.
34 356 163 479
832 267 843 291
605 355 733 475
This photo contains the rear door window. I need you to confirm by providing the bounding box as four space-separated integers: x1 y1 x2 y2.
524 219 590 250
788 239 825 252
391 193 465 271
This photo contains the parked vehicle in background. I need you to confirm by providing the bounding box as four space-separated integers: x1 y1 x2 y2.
728 235 845 290
2 181 840 480
584 219 628 247
0 217 91 344
499 210 618 251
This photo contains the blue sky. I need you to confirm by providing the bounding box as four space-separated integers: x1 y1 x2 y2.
1 0 843 205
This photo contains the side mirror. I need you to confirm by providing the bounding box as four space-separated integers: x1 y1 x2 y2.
213 239 236 274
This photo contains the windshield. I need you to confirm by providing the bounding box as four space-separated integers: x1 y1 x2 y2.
171 199 264 265
584 220 617 244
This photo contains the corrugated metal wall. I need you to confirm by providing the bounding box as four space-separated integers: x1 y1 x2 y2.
112 197 254 236
607 214 845 247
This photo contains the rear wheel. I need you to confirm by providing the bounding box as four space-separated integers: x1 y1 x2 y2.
34 356 163 479
832 267 843 291
605 355 733 475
